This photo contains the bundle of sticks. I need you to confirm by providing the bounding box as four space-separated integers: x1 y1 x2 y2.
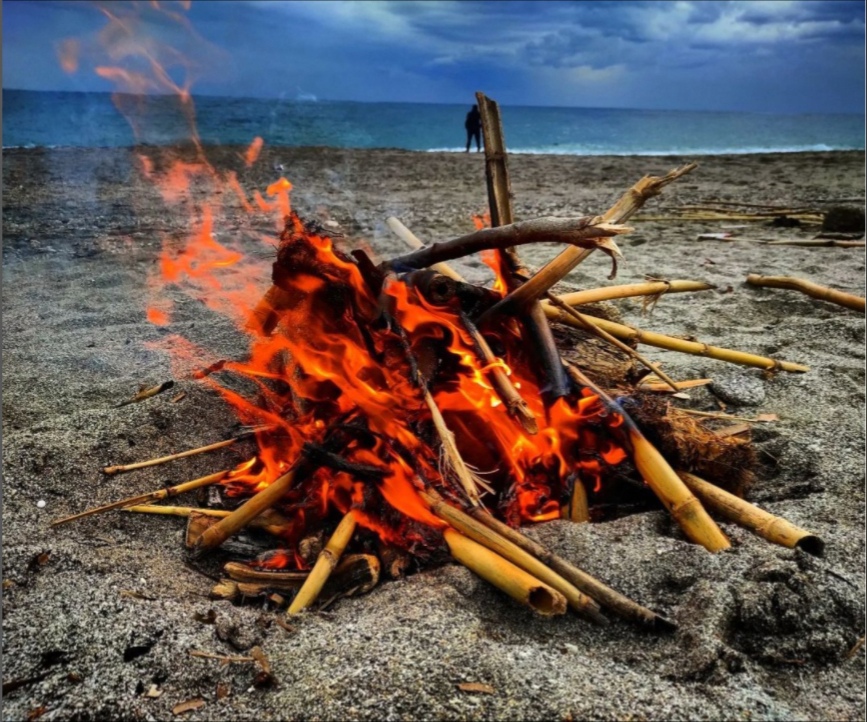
53 93 826 628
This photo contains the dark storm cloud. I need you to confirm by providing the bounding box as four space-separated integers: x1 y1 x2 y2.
2 0 864 113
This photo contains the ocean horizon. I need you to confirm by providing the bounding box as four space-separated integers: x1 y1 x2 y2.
3 88 864 156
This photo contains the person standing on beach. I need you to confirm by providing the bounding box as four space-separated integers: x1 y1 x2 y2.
465 104 482 152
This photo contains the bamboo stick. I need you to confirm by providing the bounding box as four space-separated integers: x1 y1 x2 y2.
678 472 824 556
384 216 627 274
50 469 230 527
195 467 299 552
544 305 810 372
385 217 466 281
544 291 681 391
458 311 538 434
477 164 697 321
103 435 246 475
554 280 715 307
765 239 865 248
679 409 775 423
746 274 865 312
421 490 605 621
564 364 730 553
467 506 674 630
123 504 290 536
443 528 567 616
638 378 712 393
288 511 357 614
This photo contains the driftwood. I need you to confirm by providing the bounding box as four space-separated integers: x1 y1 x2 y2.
555 280 715 307
475 164 697 324
746 274 865 312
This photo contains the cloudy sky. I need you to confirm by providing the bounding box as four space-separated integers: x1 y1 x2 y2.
3 0 865 113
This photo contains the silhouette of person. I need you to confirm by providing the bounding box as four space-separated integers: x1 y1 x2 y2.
465 104 481 152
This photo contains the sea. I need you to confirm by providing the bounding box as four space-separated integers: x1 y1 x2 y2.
2 89 864 156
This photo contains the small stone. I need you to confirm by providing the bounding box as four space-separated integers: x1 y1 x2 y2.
710 374 766 407
36 500 46 509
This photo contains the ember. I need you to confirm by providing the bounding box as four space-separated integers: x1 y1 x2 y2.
52 74 824 625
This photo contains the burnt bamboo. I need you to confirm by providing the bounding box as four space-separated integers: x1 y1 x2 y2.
458 311 539 434
678 472 824 556
564 364 730 553
544 306 810 372
195 467 299 552
477 164 698 322
421 490 605 622
384 216 627 275
288 511 357 614
443 528 567 617
222 554 381 597
50 469 230 527
467 506 674 630
746 274 865 312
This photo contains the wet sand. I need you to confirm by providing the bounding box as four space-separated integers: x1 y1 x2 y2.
2 146 865 720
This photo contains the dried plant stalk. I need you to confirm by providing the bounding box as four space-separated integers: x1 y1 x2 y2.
51 469 230 527
459 312 538 434
423 388 486 506
103 436 245 475
467 507 673 630
746 274 865 312
443 528 567 617
422 490 605 621
478 164 698 320
385 217 466 281
554 280 715 307
678 472 824 556
195 468 298 552
288 511 357 614
546 306 810 372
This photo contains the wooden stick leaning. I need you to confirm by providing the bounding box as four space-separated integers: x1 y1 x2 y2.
565 364 730 552
50 469 231 527
543 304 810 372
678 472 824 556
421 489 605 622
543 291 681 392
476 163 698 323
475 91 572 403
746 274 865 312
288 511 357 614
443 528 567 616
384 216 628 275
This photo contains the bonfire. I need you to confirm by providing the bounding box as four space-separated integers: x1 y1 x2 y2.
53 94 826 628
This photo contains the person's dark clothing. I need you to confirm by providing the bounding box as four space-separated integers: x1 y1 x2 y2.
465 106 481 152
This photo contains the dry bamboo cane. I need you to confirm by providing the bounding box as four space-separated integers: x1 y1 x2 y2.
385 217 466 281
195 467 299 552
421 490 606 622
564 364 730 552
466 506 674 630
103 435 249 475
443 528 567 616
476 164 698 323
567 477 590 523
678 472 825 556
50 469 231 527
555 280 715 307
746 274 865 312
544 305 810 372
544 291 681 391
123 505 290 536
288 511 357 614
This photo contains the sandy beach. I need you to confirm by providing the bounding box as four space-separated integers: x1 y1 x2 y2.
2 146 865 720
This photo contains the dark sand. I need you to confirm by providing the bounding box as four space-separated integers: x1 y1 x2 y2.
2 146 865 720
